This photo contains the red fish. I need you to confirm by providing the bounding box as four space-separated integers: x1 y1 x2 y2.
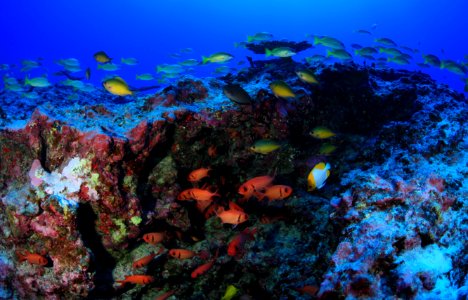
16 250 48 266
155 290 175 300
116 274 155 285
142 232 165 245
132 251 160 269
259 185 293 201
177 188 220 201
228 228 257 258
238 176 274 200
188 168 211 182
168 249 196 259
191 250 219 278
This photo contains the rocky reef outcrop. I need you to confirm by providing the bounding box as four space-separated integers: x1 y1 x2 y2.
0 58 467 299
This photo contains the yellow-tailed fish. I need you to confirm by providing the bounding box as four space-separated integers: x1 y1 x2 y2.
97 63 120 71
25 76 51 88
102 77 133 96
156 64 185 74
94 51 112 63
247 32 273 42
265 47 296 58
313 36 345 49
121 57 138 65
387 56 410 65
310 126 336 139
136 73 154 80
221 285 239 300
307 162 331 191
270 80 296 98
326 49 352 60
296 70 319 84
250 139 281 154
202 52 234 64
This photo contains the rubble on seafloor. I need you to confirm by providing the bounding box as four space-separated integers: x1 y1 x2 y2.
0 58 467 299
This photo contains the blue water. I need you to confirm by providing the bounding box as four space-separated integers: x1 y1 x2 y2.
1 0 467 92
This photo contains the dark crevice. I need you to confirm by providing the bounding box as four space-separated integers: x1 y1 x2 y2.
136 122 176 213
38 127 50 173
77 203 117 299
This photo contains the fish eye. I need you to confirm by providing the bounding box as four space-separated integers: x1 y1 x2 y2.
242 186 248 192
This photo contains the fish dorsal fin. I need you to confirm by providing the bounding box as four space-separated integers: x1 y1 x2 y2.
315 162 327 170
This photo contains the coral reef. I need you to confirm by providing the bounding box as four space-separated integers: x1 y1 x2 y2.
0 56 467 299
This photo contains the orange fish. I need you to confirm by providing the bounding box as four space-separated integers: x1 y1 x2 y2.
188 168 211 182
142 232 165 245
177 188 220 201
116 274 155 285
132 252 158 269
238 176 274 200
228 227 257 258
155 290 175 300
191 250 219 279
218 209 249 225
16 250 48 266
169 249 196 259
259 185 293 201
207 145 217 157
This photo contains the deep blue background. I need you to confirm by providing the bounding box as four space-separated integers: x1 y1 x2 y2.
1 0 467 92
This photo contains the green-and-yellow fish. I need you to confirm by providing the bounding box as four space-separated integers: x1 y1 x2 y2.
387 56 410 65
265 47 296 58
250 139 281 154
25 76 51 88
136 73 154 80
102 77 133 96
94 51 112 63
307 162 331 191
296 70 319 84
270 80 296 98
355 47 378 56
247 32 273 42
378 47 403 56
313 36 345 49
202 52 234 64
374 37 397 47
310 126 336 139
121 57 138 65
221 285 239 300
97 63 120 71
422 54 441 67
441 60 466 75
326 49 352 60
178 59 199 67
156 64 185 74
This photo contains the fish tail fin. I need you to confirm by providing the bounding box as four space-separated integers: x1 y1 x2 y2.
234 42 239 48
326 50 332 58
265 48 272 57
97 64 102 70
378 47 384 53
313 36 320 45
202 56 210 64
247 36 253 43
15 250 27 262
24 76 30 86
354 50 359 55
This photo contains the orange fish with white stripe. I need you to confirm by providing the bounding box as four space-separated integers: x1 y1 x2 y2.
188 168 211 182
169 249 196 259
177 188 220 201
238 175 274 200
259 185 293 201
218 208 249 225
142 232 164 245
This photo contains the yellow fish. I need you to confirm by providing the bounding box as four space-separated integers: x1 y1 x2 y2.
94 51 112 63
307 162 331 191
270 80 296 98
319 143 337 155
202 52 234 64
250 139 281 154
310 126 336 139
296 70 319 84
102 77 133 96
221 285 239 300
